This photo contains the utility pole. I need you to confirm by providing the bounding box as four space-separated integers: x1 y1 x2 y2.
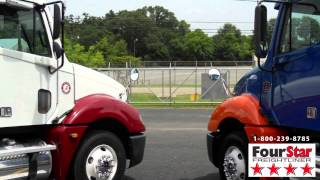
133 38 138 57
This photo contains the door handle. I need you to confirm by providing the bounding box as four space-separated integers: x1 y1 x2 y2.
276 53 308 65
277 57 289 65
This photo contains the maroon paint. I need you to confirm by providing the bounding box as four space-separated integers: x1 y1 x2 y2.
46 94 145 179
63 94 145 133
46 125 87 180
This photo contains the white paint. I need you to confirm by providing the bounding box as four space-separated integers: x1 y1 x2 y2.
73 63 127 102
0 5 127 127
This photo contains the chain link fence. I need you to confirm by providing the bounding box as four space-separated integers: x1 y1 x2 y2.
97 61 253 105
106 61 255 68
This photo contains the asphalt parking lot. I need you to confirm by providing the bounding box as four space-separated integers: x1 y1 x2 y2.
125 109 220 180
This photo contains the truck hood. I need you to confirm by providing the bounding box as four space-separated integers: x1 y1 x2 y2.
233 67 262 97
72 64 127 102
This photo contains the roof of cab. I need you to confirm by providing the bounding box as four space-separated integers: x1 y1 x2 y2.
12 0 47 5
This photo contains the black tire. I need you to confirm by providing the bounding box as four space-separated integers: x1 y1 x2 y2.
73 130 126 180
218 131 252 180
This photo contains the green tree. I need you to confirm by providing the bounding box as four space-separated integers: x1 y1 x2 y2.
65 14 109 49
141 6 179 29
267 18 276 44
65 6 256 65
183 29 214 61
64 37 105 68
178 20 191 36
297 16 320 44
95 37 128 58
143 32 170 60
108 56 142 66
106 9 154 56
94 36 142 66
213 24 252 61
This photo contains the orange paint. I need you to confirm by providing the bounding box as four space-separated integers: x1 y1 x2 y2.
207 93 289 179
245 126 288 143
208 93 269 132
208 93 288 138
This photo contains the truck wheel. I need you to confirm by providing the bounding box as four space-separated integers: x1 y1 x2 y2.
218 131 250 180
73 131 126 180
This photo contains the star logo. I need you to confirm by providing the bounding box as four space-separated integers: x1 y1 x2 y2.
268 163 280 176
251 163 264 175
301 163 314 176
285 163 297 175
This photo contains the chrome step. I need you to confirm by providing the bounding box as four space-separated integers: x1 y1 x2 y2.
0 145 56 158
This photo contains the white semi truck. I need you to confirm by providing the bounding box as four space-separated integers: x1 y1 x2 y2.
0 0 146 179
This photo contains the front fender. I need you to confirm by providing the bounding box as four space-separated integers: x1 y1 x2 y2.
63 94 145 133
208 93 269 132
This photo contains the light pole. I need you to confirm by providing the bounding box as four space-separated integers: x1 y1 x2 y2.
133 38 138 57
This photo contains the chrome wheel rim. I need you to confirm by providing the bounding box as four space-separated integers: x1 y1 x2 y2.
223 146 246 180
86 144 118 180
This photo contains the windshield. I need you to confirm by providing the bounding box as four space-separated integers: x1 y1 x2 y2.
0 5 50 56
280 2 320 53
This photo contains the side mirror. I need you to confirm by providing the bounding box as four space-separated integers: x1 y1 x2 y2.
208 69 221 81
53 41 64 59
52 4 61 40
254 5 268 58
49 41 65 74
130 68 139 81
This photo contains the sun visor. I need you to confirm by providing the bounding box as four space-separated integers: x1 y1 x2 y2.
0 0 34 10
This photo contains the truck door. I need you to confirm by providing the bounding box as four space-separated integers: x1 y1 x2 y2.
0 5 57 127
272 3 320 131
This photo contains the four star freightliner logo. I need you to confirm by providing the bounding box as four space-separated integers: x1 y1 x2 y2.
248 144 316 177
250 163 314 176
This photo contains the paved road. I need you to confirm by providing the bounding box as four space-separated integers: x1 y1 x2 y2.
124 109 220 180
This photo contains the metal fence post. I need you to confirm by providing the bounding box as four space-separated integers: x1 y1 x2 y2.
228 70 231 88
235 69 238 86
162 70 164 98
174 62 176 87
169 62 172 104
125 62 129 86
195 61 198 98
143 69 146 85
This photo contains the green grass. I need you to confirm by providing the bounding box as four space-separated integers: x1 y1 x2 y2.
174 94 224 102
132 84 236 88
130 102 221 108
128 93 223 108
174 94 192 101
128 93 159 102
132 84 203 88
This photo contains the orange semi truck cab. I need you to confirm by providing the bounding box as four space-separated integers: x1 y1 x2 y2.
207 0 320 179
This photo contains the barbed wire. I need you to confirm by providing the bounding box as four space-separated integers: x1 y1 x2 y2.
68 16 256 25
67 23 255 34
